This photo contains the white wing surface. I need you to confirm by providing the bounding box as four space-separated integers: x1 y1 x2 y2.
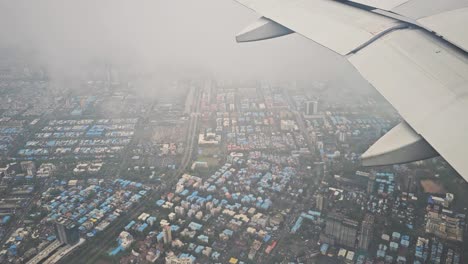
234 0 468 180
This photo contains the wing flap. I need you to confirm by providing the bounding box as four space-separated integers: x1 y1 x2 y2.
234 0 468 180
349 28 468 178
361 121 439 166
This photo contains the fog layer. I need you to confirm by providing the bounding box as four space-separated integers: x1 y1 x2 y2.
0 0 372 91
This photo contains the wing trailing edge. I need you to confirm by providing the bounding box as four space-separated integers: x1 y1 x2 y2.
234 0 468 180
236 17 293 43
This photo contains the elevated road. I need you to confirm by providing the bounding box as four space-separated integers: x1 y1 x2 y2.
176 86 201 177
26 240 63 264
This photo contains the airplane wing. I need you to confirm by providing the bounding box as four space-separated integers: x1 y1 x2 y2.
234 0 468 180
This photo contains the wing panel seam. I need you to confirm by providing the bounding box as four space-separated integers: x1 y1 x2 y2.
346 24 409 55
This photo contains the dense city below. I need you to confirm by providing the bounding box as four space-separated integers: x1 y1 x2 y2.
0 61 466 264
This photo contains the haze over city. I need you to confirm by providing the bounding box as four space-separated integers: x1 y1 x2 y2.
0 0 372 94
0 0 466 264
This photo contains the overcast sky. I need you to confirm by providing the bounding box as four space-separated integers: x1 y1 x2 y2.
0 0 373 92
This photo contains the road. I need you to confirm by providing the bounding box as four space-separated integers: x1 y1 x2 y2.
59 85 202 264
26 240 62 264
43 238 85 264
176 86 201 177
283 89 315 154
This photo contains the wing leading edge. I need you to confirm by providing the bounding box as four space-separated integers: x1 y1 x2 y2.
234 0 468 180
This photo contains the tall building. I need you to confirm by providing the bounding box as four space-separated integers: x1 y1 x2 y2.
324 213 358 248
358 214 375 250
316 194 326 211
338 131 347 143
175 206 185 216
163 225 172 244
306 101 318 116
367 173 376 193
313 162 325 184
20 161 36 176
55 219 79 245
